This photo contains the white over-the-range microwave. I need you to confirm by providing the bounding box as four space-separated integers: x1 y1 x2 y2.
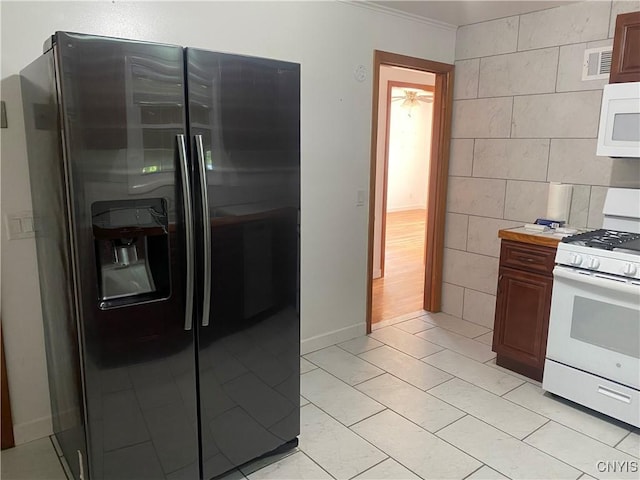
597 81 640 158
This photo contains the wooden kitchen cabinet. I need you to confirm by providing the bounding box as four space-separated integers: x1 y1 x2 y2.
610 11 640 83
492 239 556 382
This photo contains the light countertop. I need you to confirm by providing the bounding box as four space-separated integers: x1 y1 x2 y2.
498 226 573 248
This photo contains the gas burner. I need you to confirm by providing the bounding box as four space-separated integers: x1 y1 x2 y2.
562 229 640 250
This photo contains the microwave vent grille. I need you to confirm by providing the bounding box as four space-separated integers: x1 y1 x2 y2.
582 46 612 81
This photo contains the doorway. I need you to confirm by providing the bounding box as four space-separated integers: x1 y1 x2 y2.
373 78 434 324
366 51 454 333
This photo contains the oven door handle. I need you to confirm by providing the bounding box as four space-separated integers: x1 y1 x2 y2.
553 266 640 296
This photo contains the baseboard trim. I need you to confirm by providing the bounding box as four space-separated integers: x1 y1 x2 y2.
301 322 366 355
13 414 53 445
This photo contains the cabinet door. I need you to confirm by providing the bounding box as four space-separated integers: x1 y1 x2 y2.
493 266 552 375
610 11 640 83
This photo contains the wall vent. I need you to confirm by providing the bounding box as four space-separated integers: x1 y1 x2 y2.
582 46 612 81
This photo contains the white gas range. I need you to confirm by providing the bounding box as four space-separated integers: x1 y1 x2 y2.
543 188 640 428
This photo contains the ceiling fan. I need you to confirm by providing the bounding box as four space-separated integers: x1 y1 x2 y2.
391 89 433 109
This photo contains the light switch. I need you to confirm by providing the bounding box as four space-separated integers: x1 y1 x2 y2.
6 217 22 239
356 190 366 207
5 212 35 239
21 216 34 233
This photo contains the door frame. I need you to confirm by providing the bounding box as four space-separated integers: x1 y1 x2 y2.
366 50 454 333
1 326 14 450
378 81 435 278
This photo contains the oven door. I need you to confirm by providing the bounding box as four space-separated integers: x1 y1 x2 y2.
546 265 640 389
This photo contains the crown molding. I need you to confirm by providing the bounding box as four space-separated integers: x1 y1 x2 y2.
340 1 458 32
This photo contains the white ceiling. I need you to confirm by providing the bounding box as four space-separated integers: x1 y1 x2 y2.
371 1 575 26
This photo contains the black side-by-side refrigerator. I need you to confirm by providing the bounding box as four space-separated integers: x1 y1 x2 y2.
20 31 300 480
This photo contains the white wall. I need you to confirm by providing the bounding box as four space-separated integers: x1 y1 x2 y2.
387 87 433 212
0 1 456 443
442 0 640 329
373 66 435 278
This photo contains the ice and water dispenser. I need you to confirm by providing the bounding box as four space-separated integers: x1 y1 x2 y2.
92 198 170 309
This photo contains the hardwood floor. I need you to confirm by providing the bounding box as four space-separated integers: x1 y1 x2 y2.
372 209 426 324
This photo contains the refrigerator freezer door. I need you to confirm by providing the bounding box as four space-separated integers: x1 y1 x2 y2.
53 32 199 479
21 47 87 480
186 48 301 478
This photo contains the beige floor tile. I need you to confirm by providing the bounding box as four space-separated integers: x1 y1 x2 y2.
301 368 385 426
300 357 317 374
247 451 331 480
437 416 581 479
423 349 523 396
422 312 491 338
474 331 494 346
525 421 639 479
356 373 464 432
484 358 542 387
428 378 548 438
352 410 481 479
338 336 384 355
299 404 386 480
304 345 384 385
359 346 452 390
369 327 443 359
466 465 509 479
417 327 496 362
372 311 426 330
394 318 435 334
504 382 630 446
353 458 421 479
616 432 640 458
0 437 66 480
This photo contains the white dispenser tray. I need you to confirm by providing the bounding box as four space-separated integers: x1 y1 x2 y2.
101 261 156 300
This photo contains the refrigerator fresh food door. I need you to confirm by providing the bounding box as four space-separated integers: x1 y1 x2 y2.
53 32 199 479
186 48 301 478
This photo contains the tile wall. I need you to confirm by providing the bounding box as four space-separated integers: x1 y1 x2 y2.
442 1 640 327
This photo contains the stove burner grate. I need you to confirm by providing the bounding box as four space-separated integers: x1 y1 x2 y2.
562 229 640 250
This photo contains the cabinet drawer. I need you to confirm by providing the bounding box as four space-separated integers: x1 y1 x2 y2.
500 240 555 275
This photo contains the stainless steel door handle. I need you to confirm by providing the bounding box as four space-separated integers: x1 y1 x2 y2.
177 134 194 331
195 135 211 327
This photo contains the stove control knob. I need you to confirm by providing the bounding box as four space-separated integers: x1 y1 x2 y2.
569 253 583 266
588 257 600 269
623 263 637 276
